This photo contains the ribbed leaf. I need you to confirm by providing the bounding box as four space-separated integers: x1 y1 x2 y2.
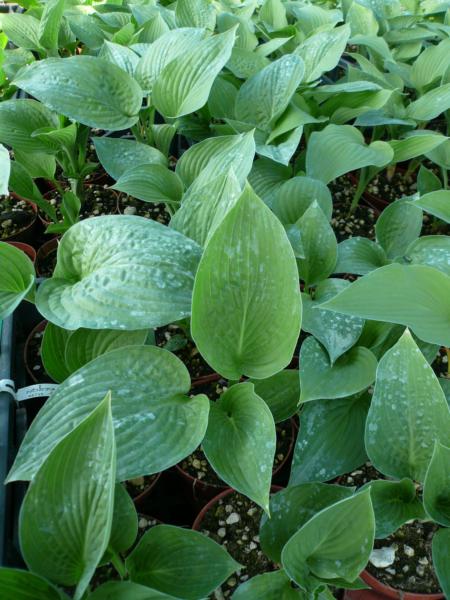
0 241 35 321
36 216 201 330
375 199 422 259
410 37 450 88
38 0 65 51
7 346 209 483
274 176 332 224
232 571 303 600
107 484 138 558
99 41 139 76
93 137 167 180
251 369 299 423
175 0 216 30
295 25 350 82
112 165 183 204
423 441 450 526
389 132 447 163
334 237 388 275
0 569 68 600
0 14 41 50
406 83 450 120
411 190 450 223
0 99 58 154
401 235 450 275
41 322 72 383
248 157 291 209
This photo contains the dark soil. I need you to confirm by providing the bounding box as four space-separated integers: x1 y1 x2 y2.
328 175 377 241
40 184 117 222
367 521 442 594
36 246 57 278
365 169 417 205
117 195 171 225
26 326 52 383
199 491 274 598
125 475 159 500
433 348 449 379
338 462 384 488
155 325 215 379
0 195 35 239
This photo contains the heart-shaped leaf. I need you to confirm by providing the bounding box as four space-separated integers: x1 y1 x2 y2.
126 525 239 599
0 99 58 154
423 441 450 526
334 237 388 275
20 393 115 600
36 215 202 330
111 165 183 205
191 185 301 379
273 176 333 224
375 200 422 259
0 241 35 321
365 331 450 482
300 336 377 403
7 346 209 482
248 157 291 209
295 25 350 83
99 41 140 76
203 382 276 512
92 137 167 180
250 369 299 423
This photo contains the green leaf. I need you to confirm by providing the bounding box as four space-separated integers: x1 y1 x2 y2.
347 2 379 36
0 99 58 154
417 165 442 195
0 14 41 50
231 570 304 600
152 28 236 118
362 479 426 539
0 569 68 600
426 138 450 170
175 0 216 30
19 393 115 600
111 165 183 205
335 237 388 275
290 393 370 485
250 370 299 423
227 47 270 79
234 54 304 131
274 176 333 224
92 137 167 181
296 201 337 287
0 144 9 196
411 190 450 223
410 37 450 88
208 76 238 120
406 83 450 120
14 56 143 131
281 491 375 592
306 124 393 184
7 346 209 483
423 441 450 526
248 157 291 209
36 216 201 330
0 241 35 321
126 525 239 599
64 328 148 375
88 581 180 599
300 336 376 403
375 200 422 259
39 0 65 51
433 528 450 598
191 185 301 379
170 169 242 247
401 235 450 276
260 484 353 564
99 41 140 76
107 483 138 557
321 263 450 346
365 331 450 482
202 382 276 512
389 132 447 163
295 25 351 83
302 279 365 363
41 322 72 383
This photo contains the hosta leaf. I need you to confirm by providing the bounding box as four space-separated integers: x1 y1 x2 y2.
260 0 288 30
334 237 388 275
406 84 450 120
36 216 201 330
410 37 450 88
255 124 303 166
7 345 209 483
365 331 450 482
208 76 238 120
0 144 10 196
231 570 304 600
93 137 167 181
99 41 139 76
248 157 291 209
321 263 450 346
400 236 450 275
41 322 72 383
362 479 426 539
417 165 442 195
13 56 143 131
290 393 370 485
423 441 450 526
191 186 301 380
281 491 375 592
203 382 276 512
347 1 379 36
0 569 68 600
296 201 337 287
299 336 377 403
250 369 299 423
227 47 270 79
433 528 450 598
274 176 333 224
20 394 115 599
170 169 242 246
234 55 304 131
426 138 450 170
260 484 353 563
375 200 422 259
88 581 180 599
152 28 236 118
66 14 107 50
306 124 393 184
107 484 138 558
0 14 41 50
411 190 450 223
0 99 58 154
175 0 216 31
295 25 351 83
111 165 183 205
389 132 447 163
126 525 239 599
0 241 35 321
38 0 65 51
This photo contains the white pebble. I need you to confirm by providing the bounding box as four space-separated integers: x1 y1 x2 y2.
226 513 240 525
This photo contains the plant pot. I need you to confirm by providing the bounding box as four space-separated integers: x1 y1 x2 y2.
343 570 444 600
24 320 48 384
35 238 58 278
1 195 37 244
6 242 36 263
125 472 162 507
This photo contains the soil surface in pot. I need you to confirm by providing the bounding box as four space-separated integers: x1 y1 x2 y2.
155 325 215 378
180 420 293 486
26 327 52 383
433 348 449 379
366 169 417 204
41 184 117 222
328 176 377 241
118 195 171 225
339 462 383 487
199 491 273 598
367 521 442 594
125 474 159 500
0 195 35 239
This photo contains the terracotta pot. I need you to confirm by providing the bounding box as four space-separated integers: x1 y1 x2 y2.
2 195 37 243
6 241 36 263
35 238 58 277
24 320 47 384
191 373 222 387
192 485 283 532
127 472 162 507
344 570 444 600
